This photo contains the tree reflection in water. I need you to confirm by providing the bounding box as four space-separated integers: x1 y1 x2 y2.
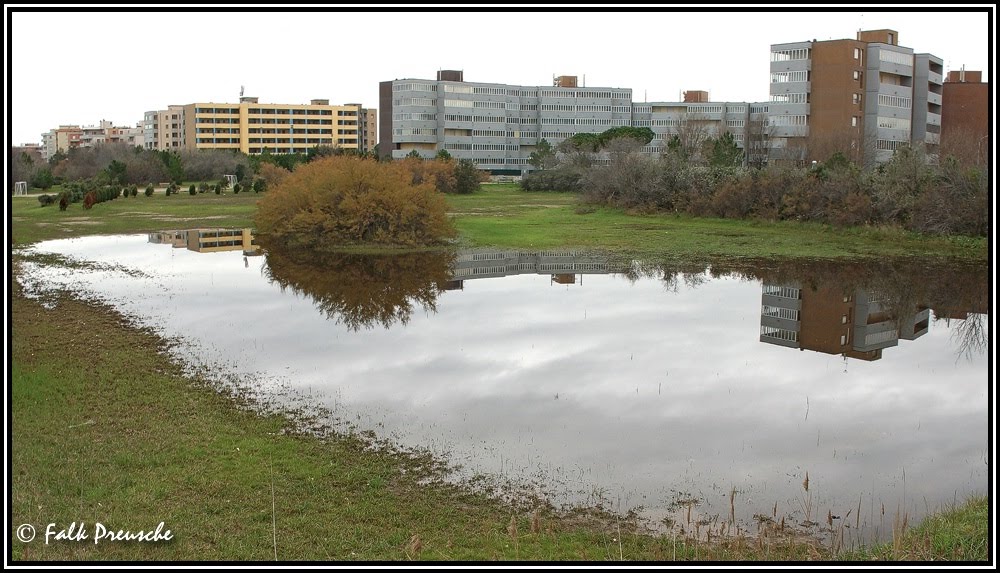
260 241 455 331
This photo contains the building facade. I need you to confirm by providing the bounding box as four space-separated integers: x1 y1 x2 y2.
355 105 378 153
41 125 83 160
380 70 634 172
180 97 362 155
144 105 187 151
380 70 768 173
941 69 989 165
769 29 943 166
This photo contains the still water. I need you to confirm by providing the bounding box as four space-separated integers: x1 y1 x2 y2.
19 230 989 544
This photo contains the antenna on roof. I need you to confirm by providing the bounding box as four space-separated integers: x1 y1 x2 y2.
240 85 244 98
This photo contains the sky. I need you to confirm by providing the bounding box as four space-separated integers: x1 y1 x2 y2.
4 5 995 146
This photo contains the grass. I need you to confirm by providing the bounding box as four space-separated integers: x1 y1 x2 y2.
836 496 989 562
11 183 986 261
11 191 262 246
447 184 986 260
9 183 989 561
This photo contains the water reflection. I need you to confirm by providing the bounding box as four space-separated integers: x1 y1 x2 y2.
260 242 454 331
149 228 261 256
42 229 985 544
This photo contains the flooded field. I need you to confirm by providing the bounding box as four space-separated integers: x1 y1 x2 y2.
17 230 989 546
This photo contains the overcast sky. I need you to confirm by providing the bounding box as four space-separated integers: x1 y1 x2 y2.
5 5 994 146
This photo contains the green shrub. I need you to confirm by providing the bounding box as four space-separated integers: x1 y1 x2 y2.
145 184 154 197
255 155 456 248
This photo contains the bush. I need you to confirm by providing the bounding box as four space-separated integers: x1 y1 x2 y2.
59 194 69 211
198 182 209 194
214 184 221 195
453 159 488 194
521 167 583 192
83 191 97 210
145 184 154 197
130 185 138 197
253 178 266 193
189 184 197 196
232 183 241 194
255 155 456 248
37 194 56 207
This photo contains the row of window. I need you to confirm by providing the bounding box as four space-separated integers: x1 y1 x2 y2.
246 138 354 144
769 114 808 126
394 113 437 121
879 50 913 67
761 325 798 342
770 48 810 62
246 119 334 125
196 107 351 116
441 85 540 97
771 71 809 83
393 83 437 92
878 94 912 109
762 305 800 321
394 98 435 107
875 139 906 150
763 285 801 299
393 128 436 136
770 93 808 104
688 105 726 114
877 116 911 130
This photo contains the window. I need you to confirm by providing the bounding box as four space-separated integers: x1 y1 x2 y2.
853 47 861 59
853 93 862 105
851 116 859 127
887 33 894 45
853 70 862 81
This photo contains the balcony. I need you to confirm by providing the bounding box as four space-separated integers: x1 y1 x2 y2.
924 132 940 145
927 112 941 126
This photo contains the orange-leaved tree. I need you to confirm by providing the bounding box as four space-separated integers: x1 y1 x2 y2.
254 155 456 248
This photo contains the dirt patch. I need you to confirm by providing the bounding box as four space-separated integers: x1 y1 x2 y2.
149 215 230 222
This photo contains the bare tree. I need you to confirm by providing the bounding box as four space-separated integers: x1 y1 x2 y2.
10 146 43 185
807 126 866 166
951 313 987 362
939 125 989 168
744 116 771 169
670 118 712 164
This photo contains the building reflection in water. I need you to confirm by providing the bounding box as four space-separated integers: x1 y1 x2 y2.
148 228 261 257
447 250 629 289
759 282 930 361
146 229 983 359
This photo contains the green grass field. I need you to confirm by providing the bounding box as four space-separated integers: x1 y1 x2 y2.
9 184 988 561
12 184 986 260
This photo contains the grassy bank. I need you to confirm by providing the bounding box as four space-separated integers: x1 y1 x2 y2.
11 184 987 260
9 184 988 561
12 278 986 562
449 185 986 260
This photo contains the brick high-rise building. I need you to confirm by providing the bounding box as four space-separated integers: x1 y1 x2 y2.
941 69 989 165
769 29 943 166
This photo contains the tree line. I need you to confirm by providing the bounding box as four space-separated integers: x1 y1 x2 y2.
521 129 987 237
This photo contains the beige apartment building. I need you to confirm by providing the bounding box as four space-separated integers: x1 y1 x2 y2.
143 105 187 151
180 97 364 154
